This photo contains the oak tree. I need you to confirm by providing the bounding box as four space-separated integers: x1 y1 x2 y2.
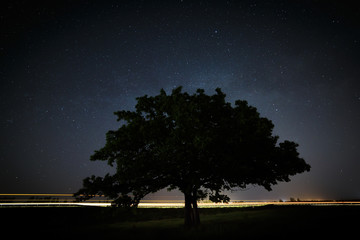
75 87 310 227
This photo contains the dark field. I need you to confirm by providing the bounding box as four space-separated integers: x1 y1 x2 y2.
1 205 358 239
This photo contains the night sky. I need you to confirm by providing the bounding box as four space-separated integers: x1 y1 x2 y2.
1 0 359 200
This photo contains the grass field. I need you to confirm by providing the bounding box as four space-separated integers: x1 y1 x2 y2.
1 205 358 239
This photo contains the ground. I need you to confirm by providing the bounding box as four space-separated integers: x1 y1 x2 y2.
1 205 358 239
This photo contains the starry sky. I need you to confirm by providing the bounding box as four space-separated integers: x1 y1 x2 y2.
1 0 359 200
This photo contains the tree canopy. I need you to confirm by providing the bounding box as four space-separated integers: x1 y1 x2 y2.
75 87 310 227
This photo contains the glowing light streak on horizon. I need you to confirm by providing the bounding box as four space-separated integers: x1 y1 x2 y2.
1 194 360 207
1 201 360 208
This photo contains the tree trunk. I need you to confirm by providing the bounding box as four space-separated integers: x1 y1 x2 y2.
184 191 200 228
192 190 200 226
184 193 194 227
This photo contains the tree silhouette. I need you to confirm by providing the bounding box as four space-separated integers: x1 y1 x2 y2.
75 87 310 227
